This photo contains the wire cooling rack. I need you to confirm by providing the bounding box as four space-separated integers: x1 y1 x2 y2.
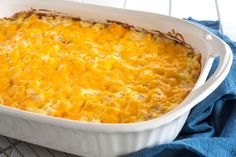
0 136 79 157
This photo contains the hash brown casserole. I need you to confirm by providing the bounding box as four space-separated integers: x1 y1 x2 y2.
0 10 201 123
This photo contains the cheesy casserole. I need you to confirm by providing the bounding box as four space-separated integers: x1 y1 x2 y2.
0 11 201 123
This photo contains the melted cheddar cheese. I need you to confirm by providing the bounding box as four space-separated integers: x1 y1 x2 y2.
0 11 201 123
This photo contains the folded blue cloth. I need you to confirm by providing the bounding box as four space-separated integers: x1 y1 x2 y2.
130 18 236 157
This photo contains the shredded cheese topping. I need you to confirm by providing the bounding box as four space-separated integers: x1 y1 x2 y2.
0 11 201 123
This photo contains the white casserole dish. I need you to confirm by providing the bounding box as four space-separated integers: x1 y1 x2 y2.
0 0 233 156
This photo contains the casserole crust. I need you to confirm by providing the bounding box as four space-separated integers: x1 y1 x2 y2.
0 10 201 123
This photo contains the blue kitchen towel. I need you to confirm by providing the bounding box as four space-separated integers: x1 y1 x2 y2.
130 18 236 157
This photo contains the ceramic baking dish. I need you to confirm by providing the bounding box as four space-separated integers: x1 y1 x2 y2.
0 0 233 156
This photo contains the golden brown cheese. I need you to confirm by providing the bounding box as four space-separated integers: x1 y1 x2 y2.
0 11 201 123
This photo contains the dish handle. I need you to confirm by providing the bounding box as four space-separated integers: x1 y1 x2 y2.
184 35 233 107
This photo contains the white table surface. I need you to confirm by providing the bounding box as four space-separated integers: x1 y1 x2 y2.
0 0 235 157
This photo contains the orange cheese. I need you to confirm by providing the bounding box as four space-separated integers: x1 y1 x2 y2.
0 12 201 123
